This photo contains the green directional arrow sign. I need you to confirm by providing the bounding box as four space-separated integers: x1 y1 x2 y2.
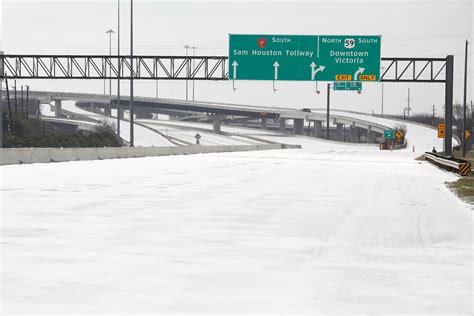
229 34 381 82
384 130 395 139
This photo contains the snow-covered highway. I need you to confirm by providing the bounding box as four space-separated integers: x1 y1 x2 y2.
1 125 472 314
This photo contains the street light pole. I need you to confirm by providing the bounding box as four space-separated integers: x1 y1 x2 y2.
129 0 134 147
106 29 115 97
117 0 121 142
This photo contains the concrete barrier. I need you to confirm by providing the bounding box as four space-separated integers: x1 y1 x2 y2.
0 144 301 166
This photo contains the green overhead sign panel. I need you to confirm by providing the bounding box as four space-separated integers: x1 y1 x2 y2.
333 82 362 91
229 34 381 82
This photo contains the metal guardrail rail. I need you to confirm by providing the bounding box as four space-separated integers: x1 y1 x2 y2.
424 152 471 176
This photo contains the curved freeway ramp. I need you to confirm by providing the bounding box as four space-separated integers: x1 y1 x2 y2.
59 101 175 147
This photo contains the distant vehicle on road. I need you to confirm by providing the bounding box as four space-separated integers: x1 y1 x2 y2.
301 108 311 113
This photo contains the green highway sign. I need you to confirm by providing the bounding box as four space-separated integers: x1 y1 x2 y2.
229 34 381 82
333 81 362 91
384 130 395 139
333 82 347 90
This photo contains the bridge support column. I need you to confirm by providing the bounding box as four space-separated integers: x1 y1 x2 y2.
367 125 373 143
54 100 62 118
314 120 323 138
135 106 154 119
293 119 304 135
261 117 267 130
350 125 359 143
336 123 344 142
242 119 248 127
279 118 286 133
212 115 226 134
104 100 112 117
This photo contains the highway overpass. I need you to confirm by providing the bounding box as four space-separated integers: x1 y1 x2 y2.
28 90 390 143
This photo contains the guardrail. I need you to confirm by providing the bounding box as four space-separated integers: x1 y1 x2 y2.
424 152 471 176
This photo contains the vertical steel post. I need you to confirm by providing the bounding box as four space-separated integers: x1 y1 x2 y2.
37 99 40 119
444 55 454 157
326 83 330 140
129 0 134 147
117 0 121 141
109 31 113 96
381 81 384 116
462 40 469 157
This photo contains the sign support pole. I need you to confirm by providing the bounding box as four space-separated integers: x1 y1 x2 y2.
445 55 454 157
326 83 330 140
462 40 469 157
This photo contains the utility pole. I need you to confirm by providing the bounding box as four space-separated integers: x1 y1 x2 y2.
129 0 134 147
184 45 190 101
191 46 197 101
462 40 469 157
117 0 121 142
326 83 330 140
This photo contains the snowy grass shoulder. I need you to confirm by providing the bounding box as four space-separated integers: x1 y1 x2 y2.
2 111 121 148
447 175 474 205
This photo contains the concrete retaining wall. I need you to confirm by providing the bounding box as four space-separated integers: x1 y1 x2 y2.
0 144 301 166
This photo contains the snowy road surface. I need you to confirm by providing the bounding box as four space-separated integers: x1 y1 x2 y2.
1 135 472 314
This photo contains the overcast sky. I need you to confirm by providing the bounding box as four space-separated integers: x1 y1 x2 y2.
1 0 473 115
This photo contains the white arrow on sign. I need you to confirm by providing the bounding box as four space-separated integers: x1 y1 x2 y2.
232 61 238 80
310 62 325 80
354 67 365 80
273 61 280 80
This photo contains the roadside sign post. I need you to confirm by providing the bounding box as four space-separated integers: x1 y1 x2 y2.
229 34 381 81
195 133 201 145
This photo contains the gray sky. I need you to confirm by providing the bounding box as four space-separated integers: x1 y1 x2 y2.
1 0 473 115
